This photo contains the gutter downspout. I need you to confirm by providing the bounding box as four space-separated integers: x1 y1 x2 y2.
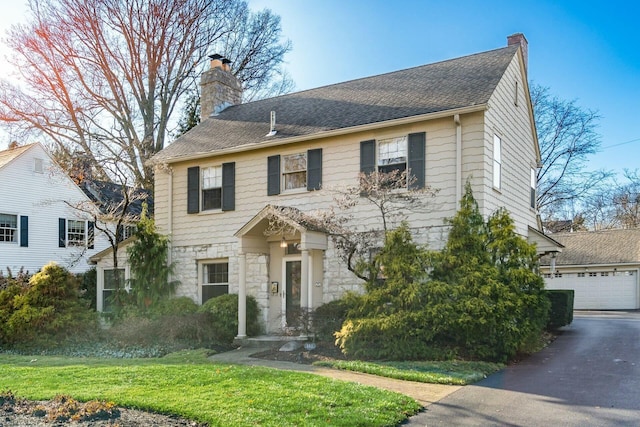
454 114 462 204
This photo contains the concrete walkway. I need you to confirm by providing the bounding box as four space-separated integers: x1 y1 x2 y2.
209 346 460 408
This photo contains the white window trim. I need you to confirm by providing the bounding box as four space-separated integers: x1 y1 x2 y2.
67 219 87 247
96 266 130 312
201 165 223 211
375 135 410 189
198 259 230 304
493 134 502 191
0 212 18 244
282 152 308 192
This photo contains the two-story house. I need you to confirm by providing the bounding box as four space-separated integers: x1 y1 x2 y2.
146 33 559 337
0 143 109 275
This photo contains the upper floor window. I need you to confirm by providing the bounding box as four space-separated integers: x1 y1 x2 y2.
360 132 425 190
67 220 87 246
58 218 94 249
202 166 222 210
187 163 235 214
34 158 44 174
267 149 322 196
493 135 502 190
0 213 17 243
377 136 408 175
530 168 537 209
283 153 307 190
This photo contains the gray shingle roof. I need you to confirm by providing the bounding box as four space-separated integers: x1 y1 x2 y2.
540 229 640 266
154 45 519 163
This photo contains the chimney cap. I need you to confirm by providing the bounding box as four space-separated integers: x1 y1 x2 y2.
222 58 231 64
208 53 223 60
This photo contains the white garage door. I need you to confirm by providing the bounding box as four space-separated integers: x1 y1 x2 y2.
545 270 639 310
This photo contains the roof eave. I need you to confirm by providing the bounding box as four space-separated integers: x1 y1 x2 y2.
154 104 488 166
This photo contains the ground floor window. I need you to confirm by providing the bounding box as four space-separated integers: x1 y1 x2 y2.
103 268 125 312
201 261 229 304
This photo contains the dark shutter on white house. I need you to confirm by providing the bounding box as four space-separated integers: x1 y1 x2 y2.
267 155 281 196
187 166 200 214
408 132 426 190
19 216 28 247
58 218 66 248
222 162 235 211
87 221 95 249
307 149 322 191
360 140 376 175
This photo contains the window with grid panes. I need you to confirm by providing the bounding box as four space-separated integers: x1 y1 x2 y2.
0 214 17 243
202 262 229 303
282 153 307 190
202 166 222 210
67 220 86 246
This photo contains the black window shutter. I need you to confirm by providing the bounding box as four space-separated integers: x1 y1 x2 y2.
222 162 235 211
87 221 95 249
307 149 322 191
408 132 426 190
187 166 200 214
360 140 376 174
58 218 66 248
267 155 281 196
19 216 28 247
116 224 123 243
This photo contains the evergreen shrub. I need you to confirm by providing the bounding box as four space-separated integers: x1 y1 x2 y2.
545 289 574 330
198 294 261 343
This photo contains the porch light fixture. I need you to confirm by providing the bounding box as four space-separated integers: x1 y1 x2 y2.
280 237 287 248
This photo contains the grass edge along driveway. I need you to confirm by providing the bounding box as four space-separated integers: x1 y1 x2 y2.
0 350 420 427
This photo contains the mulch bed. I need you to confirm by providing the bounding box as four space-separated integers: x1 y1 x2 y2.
249 341 349 364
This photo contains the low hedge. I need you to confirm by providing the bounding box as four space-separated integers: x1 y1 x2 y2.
545 289 574 330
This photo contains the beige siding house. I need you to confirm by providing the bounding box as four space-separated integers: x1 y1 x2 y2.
148 33 558 337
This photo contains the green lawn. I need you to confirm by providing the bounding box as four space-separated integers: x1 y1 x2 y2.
0 349 420 426
313 359 504 385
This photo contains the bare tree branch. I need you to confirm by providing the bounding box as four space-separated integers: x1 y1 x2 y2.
0 0 291 190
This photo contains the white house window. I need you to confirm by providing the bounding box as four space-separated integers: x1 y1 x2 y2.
601 272 609 277
530 168 537 209
589 272 597 277
554 272 562 278
121 225 137 240
202 261 229 303
202 166 222 210
283 153 307 190
103 268 125 312
577 272 585 278
0 214 17 243
493 135 502 190
67 220 86 246
377 136 408 175
34 158 44 174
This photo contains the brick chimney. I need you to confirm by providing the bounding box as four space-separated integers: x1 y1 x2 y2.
200 54 242 119
507 33 528 73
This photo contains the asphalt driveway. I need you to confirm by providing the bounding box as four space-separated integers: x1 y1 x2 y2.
407 311 640 426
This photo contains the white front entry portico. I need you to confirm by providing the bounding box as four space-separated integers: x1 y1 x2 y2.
235 205 328 337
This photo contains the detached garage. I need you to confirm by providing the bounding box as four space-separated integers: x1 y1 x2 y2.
540 229 640 310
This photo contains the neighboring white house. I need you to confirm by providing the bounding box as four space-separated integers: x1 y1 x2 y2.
94 33 560 336
0 143 110 275
541 229 640 310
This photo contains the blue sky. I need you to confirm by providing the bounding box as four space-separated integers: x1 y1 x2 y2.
1 1 637 176
248 0 639 176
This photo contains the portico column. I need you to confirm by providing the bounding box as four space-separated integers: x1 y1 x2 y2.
300 248 309 337
237 252 247 338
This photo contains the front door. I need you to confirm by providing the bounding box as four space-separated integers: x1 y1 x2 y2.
282 259 301 328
